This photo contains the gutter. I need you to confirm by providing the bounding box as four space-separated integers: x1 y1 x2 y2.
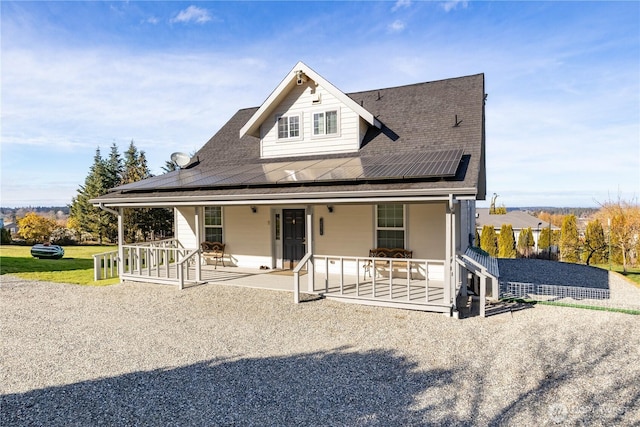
91 187 480 208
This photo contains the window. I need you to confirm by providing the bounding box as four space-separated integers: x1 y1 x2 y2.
313 110 338 136
204 206 223 242
277 115 300 139
376 204 405 248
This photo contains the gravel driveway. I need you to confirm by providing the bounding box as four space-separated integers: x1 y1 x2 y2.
1 275 639 426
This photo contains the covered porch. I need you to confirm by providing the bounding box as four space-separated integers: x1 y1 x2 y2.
94 241 453 314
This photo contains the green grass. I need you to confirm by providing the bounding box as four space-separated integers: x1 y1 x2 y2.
502 298 640 315
594 264 640 287
0 244 119 286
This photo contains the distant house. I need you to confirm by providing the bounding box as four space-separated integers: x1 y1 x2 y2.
475 208 558 252
93 62 488 316
2 221 19 236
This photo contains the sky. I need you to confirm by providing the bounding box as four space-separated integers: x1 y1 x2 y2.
1 1 639 209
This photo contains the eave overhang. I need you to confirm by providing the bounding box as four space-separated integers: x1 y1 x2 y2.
91 187 479 208
240 61 381 139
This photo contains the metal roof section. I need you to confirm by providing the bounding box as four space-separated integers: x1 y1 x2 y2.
111 149 463 194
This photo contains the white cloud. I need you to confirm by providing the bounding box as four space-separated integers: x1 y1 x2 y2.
441 1 468 13
391 0 412 12
170 5 212 24
388 20 406 33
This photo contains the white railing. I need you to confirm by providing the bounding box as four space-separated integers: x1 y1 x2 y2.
294 254 445 305
93 250 119 281
93 239 201 289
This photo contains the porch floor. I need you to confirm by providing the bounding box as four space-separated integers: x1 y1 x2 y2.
123 264 449 312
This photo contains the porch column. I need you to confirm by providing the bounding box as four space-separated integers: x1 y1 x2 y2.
194 206 202 282
117 208 124 282
306 206 315 292
444 197 457 314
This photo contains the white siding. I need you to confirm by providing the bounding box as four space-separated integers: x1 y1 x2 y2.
175 207 197 249
408 203 447 260
260 82 362 158
314 205 373 256
224 206 273 268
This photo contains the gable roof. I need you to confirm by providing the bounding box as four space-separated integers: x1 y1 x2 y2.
240 61 381 138
94 69 486 207
475 208 558 230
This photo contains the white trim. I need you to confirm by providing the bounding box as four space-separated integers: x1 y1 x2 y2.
93 188 479 207
311 107 341 140
375 203 406 248
203 206 224 242
276 113 303 141
240 61 380 139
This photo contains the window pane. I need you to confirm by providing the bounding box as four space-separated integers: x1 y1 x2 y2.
205 228 223 243
313 112 325 135
278 117 288 139
205 207 221 226
377 230 404 249
377 204 403 228
326 111 337 134
289 116 299 137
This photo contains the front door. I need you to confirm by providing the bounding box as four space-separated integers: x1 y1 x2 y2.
283 209 305 269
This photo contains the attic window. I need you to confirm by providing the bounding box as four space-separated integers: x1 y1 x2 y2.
277 115 300 139
313 110 338 136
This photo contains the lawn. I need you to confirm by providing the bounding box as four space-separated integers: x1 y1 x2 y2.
0 244 119 286
595 264 640 287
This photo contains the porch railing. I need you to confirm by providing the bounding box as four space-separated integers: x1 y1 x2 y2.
294 254 446 306
93 250 119 281
93 239 201 289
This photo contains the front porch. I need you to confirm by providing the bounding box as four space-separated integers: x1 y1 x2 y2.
94 243 453 314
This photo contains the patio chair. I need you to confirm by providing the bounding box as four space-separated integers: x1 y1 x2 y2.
201 241 226 269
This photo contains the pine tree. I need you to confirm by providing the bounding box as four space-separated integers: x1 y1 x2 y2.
560 214 580 263
498 224 516 258
69 148 115 244
582 220 607 265
517 227 535 258
480 225 498 257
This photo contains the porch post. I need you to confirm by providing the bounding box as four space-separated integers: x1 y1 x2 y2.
306 206 314 292
117 208 124 282
444 196 457 314
194 206 202 282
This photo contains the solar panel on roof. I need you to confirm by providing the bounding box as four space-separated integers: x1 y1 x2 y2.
117 149 463 193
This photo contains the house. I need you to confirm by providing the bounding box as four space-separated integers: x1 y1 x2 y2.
92 62 488 316
475 208 558 254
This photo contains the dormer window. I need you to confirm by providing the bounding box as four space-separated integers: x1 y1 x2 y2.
277 115 300 139
313 110 338 136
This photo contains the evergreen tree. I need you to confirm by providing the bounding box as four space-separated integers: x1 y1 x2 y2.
560 214 580 263
69 148 114 244
582 220 607 265
498 224 516 258
517 227 535 258
104 142 123 189
480 225 498 257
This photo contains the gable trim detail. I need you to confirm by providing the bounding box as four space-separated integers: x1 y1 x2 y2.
240 61 381 139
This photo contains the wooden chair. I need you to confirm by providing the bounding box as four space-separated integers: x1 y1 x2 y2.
363 248 413 280
201 241 225 269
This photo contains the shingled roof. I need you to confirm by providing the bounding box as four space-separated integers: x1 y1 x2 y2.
95 72 486 206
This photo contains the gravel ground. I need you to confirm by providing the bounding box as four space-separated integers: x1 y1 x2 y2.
1 275 639 426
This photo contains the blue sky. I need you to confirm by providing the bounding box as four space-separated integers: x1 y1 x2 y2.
1 1 638 208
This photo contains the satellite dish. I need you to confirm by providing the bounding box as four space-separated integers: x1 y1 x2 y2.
170 152 191 168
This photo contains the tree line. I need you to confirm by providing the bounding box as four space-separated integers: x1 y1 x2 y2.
69 141 173 244
476 198 640 273
6 141 173 245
